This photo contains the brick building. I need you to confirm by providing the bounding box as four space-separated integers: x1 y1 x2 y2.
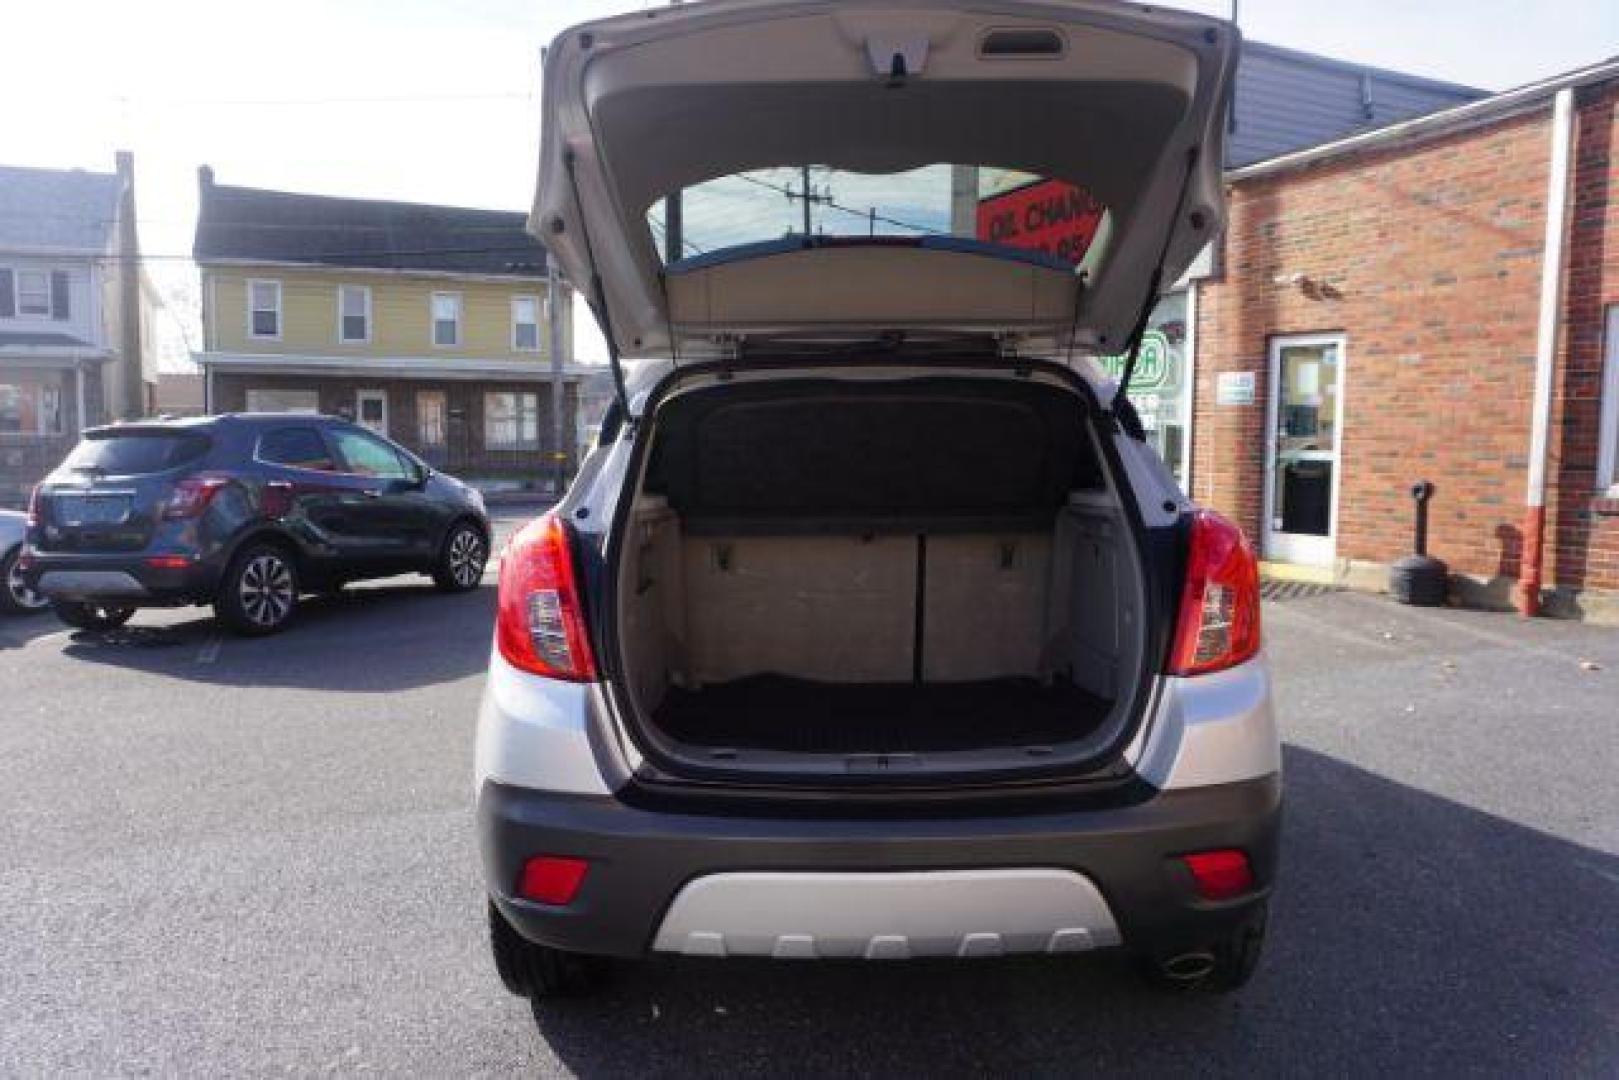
1183 59 1619 620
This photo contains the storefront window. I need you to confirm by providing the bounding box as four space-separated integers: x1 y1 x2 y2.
1099 291 1191 487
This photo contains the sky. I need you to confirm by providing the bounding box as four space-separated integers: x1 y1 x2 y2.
2 0 1616 368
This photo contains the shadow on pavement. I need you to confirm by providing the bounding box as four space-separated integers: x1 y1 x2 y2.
531 746 1619 1077
58 580 496 693
0 610 68 650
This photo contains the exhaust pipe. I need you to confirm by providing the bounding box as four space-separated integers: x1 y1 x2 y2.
1159 951 1217 981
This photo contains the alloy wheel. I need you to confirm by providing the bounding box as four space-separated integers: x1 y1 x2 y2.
239 553 294 628
448 529 486 588
6 558 49 612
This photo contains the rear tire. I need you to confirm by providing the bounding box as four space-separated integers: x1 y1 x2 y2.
433 522 487 592
488 901 608 1001
2 545 50 615
1138 902 1268 994
215 542 300 636
52 600 135 632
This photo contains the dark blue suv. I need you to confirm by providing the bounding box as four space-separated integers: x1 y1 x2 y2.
21 413 491 635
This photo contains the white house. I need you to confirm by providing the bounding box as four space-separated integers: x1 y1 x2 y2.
0 152 150 505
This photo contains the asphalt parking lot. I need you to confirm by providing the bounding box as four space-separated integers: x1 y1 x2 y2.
1 510 1615 1077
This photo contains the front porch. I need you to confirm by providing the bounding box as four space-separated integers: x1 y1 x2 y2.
0 354 106 507
202 356 583 495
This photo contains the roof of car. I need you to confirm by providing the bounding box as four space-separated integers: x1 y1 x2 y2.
78 413 357 437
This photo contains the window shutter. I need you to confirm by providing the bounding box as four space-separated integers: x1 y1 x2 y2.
0 270 14 317
49 271 70 320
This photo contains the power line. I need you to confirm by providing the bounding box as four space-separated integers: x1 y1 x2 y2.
49 90 532 110
646 212 705 256
78 244 550 264
729 171 943 236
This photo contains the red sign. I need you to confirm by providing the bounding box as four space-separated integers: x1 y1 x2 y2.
975 180 1105 266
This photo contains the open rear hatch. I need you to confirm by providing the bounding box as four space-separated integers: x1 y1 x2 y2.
528 0 1237 788
533 0 1238 372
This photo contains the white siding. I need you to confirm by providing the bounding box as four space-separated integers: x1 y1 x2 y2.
0 255 101 346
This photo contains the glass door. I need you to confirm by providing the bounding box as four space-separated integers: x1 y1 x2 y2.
1263 336 1345 566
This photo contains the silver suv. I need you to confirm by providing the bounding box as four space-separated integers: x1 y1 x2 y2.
477 0 1278 1002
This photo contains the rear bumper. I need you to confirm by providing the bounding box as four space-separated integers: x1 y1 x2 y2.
479 773 1281 960
22 551 221 606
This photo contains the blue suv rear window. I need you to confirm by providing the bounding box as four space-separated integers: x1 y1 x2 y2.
62 432 211 476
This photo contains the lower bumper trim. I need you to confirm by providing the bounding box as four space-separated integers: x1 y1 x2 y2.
480 773 1282 960
37 570 149 599
651 868 1122 959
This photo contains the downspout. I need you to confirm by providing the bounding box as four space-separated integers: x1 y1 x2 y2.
1516 88 1577 617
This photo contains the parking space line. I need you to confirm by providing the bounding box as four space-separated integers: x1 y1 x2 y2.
195 635 223 665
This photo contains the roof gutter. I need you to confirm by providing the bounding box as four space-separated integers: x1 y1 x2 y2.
1516 87 1578 618
192 258 552 284
1227 56 1619 185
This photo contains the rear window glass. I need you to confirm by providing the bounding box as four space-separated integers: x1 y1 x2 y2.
257 427 335 471
62 432 210 476
650 165 1111 274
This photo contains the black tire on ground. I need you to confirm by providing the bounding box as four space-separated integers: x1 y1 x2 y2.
433 522 487 593
1137 902 1268 994
488 901 608 1001
214 542 300 636
51 600 136 631
2 545 51 615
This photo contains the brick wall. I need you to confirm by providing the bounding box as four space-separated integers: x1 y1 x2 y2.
1193 80 1619 597
212 373 579 491
1551 82 1619 595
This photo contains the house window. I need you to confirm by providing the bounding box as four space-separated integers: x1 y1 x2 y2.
432 292 461 347
485 391 539 450
248 280 282 339
417 391 447 449
245 388 319 414
512 296 541 351
17 271 51 316
0 378 65 435
1599 304 1619 493
339 285 371 343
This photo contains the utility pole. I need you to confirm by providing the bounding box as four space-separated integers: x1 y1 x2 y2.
801 165 813 236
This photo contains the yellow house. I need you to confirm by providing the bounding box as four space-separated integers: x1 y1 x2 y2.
192 168 586 493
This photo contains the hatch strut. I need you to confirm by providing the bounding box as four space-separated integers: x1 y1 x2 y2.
1109 267 1163 419
563 149 634 421
1110 145 1203 429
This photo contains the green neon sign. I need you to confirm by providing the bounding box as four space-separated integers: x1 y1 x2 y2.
1101 329 1173 391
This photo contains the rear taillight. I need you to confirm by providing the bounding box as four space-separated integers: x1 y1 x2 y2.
1167 510 1261 677
25 484 42 528
496 513 597 682
162 474 231 520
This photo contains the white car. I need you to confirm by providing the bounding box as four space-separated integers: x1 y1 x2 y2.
477 0 1278 1003
1 508 49 615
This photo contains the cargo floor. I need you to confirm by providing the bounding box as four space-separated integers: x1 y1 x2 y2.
652 675 1111 754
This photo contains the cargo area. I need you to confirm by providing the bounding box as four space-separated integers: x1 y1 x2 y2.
612 374 1148 773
